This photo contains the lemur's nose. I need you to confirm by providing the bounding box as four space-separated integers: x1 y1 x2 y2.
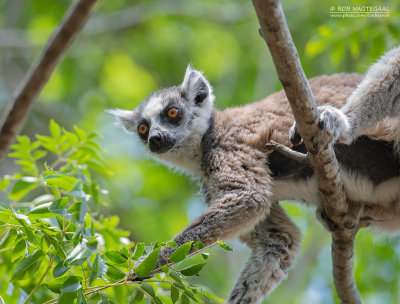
149 135 162 151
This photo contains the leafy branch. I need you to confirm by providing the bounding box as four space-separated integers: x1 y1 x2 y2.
0 120 226 303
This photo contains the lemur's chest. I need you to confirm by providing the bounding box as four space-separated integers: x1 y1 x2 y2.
268 136 400 207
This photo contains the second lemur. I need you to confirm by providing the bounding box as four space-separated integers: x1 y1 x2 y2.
109 47 400 304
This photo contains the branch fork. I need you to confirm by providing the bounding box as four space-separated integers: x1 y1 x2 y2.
253 0 361 303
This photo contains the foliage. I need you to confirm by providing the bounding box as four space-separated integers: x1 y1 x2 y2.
0 121 227 304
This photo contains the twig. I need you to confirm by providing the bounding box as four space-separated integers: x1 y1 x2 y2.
252 0 361 303
0 0 98 163
266 140 309 165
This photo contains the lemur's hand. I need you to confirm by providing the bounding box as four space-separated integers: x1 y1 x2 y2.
289 105 352 147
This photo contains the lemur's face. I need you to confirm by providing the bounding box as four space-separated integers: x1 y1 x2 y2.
109 66 214 155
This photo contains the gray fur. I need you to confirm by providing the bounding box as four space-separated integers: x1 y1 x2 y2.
110 58 400 303
291 46 400 150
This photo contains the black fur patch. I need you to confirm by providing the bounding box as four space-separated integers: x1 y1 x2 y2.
268 136 400 185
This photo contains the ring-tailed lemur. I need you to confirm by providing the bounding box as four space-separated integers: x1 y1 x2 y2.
108 47 400 304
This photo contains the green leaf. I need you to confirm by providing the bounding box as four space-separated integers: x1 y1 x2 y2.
179 263 206 276
33 150 47 160
43 276 69 293
217 241 233 252
0 229 17 249
201 253 209 260
50 119 61 139
105 263 126 282
89 254 100 285
160 265 169 274
193 242 204 250
11 240 27 262
134 247 161 278
171 285 180 304
0 176 10 190
9 179 39 200
169 241 193 263
50 197 69 215
100 292 110 304
105 250 128 264
130 289 144 303
11 249 44 281
77 289 88 304
169 270 183 284
167 241 177 247
54 262 70 278
74 125 87 141
132 242 145 260
181 294 190 304
44 174 78 191
27 202 57 219
57 291 78 304
140 282 155 297
61 276 82 292
65 240 97 266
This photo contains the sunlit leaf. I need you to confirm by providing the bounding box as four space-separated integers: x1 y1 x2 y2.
132 242 145 260
11 249 44 281
9 179 39 200
105 263 126 282
171 285 180 304
65 240 97 266
217 241 233 252
50 119 61 139
105 250 128 264
54 262 70 278
169 241 193 263
130 288 144 303
0 229 17 249
60 276 82 292
134 247 161 278
180 263 206 276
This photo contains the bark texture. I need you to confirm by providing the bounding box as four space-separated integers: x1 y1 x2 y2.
0 0 98 162
252 0 361 303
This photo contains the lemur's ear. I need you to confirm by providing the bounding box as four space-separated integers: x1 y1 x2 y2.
106 109 136 133
181 65 213 105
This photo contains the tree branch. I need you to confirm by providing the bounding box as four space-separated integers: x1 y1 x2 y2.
265 140 309 165
0 0 98 163
252 0 361 303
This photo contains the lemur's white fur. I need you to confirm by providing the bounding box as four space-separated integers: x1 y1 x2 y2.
157 67 215 175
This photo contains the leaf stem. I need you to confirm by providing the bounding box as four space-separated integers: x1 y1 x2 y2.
23 247 59 304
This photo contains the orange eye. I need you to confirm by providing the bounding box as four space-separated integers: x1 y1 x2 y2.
167 108 179 118
138 124 148 135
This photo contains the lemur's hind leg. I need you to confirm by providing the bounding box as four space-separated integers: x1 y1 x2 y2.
227 202 301 304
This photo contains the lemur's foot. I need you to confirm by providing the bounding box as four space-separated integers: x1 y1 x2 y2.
289 105 352 148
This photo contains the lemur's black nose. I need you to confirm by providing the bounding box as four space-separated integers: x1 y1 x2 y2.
148 133 176 153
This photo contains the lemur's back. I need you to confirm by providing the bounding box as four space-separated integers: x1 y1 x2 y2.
214 73 364 149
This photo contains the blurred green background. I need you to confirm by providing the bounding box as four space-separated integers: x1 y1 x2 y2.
1 0 400 303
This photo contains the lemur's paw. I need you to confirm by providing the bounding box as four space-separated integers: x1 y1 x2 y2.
289 124 302 145
317 105 351 143
289 105 351 147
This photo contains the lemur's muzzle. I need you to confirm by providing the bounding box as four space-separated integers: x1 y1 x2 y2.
148 132 176 153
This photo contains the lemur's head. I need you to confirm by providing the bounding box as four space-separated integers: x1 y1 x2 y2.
108 65 215 156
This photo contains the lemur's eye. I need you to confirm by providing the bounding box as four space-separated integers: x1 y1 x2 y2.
138 124 149 135
167 108 179 118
